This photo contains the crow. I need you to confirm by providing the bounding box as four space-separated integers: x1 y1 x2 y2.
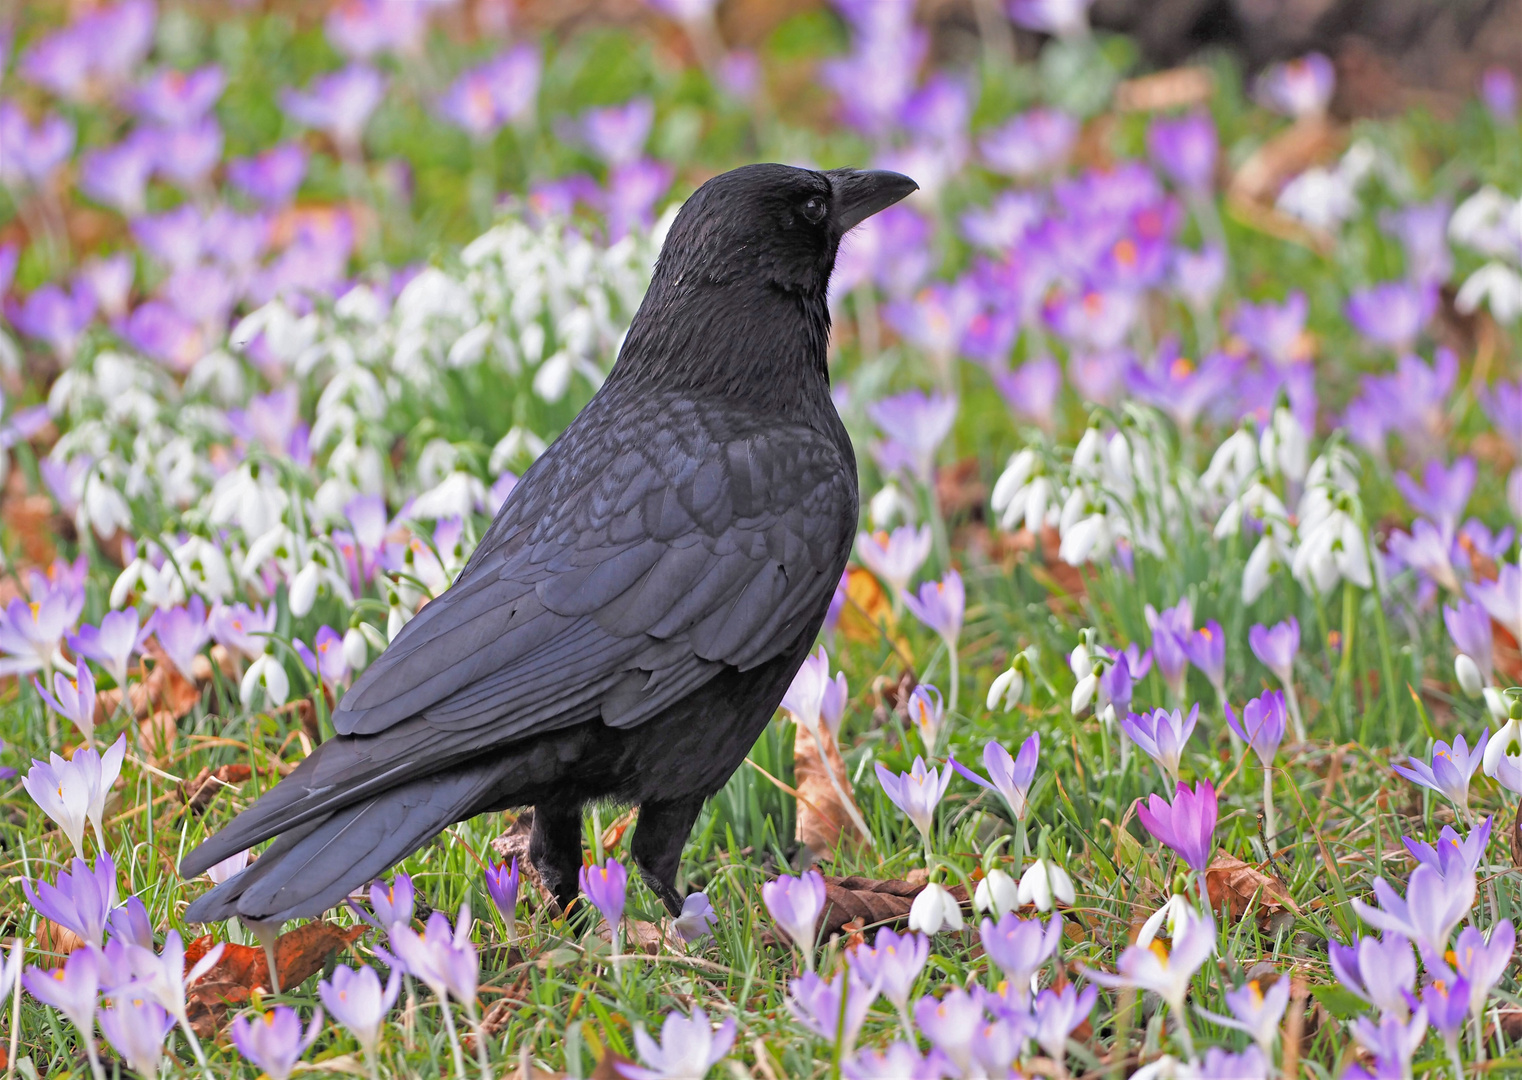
180 163 918 925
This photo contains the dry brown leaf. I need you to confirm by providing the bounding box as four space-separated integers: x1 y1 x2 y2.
794 724 869 860
1205 853 1300 922
36 921 88 957
1226 117 1346 254
838 566 892 643
184 922 365 1036
1114 66 1215 112
180 764 255 815
97 640 203 724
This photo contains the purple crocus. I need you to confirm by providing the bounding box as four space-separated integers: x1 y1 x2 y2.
99 993 175 1076
368 871 415 929
1402 818 1490 884
281 64 387 153
994 356 1062 432
1120 705 1198 783
671 892 717 944
581 99 654 167
579 858 628 931
914 987 981 1074
438 45 542 139
295 625 349 685
951 734 1039 822
978 911 1062 1006
8 283 95 361
230 1006 324 1080
1346 281 1437 353
0 102 75 188
129 65 225 126
318 963 400 1062
70 608 151 689
79 133 158 217
1452 921 1514 1020
485 858 519 923
1225 691 1287 767
849 927 928 1022
1145 598 1193 701
1136 780 1217 873
1351 1010 1428 1079
876 755 953 846
1481 66 1518 122
1381 199 1453 285
326 0 429 59
23 948 100 1051
1330 934 1417 1018
1173 245 1227 313
23 854 118 948
1392 732 1489 815
388 904 479 1008
1147 112 1217 193
1248 617 1299 685
1352 864 1475 960
151 597 211 682
901 570 965 648
762 870 826 968
1181 619 1227 698
604 158 674 240
227 144 308 207
867 390 958 488
1007 0 1094 37
150 118 224 190
1396 457 1475 542
1469 562 1522 641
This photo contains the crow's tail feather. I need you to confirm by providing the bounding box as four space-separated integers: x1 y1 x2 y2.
182 759 505 925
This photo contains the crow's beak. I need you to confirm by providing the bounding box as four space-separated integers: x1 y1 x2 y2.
828 169 919 232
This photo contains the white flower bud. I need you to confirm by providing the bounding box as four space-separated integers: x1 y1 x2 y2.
1484 687 1511 721
1455 654 1485 699
1071 672 1098 715
987 666 1024 712
973 869 1020 919
288 563 320 617
342 627 369 672
239 653 290 709
1017 859 1074 912
358 621 388 654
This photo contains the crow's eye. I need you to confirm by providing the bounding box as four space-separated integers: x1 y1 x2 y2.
801 195 827 224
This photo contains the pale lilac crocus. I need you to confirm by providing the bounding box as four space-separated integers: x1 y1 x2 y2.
866 390 958 488
151 596 210 683
130 928 224 1065
1256 53 1336 118
227 143 308 207
1249 616 1304 738
1136 780 1217 873
850 927 928 1036
579 858 628 932
671 892 717 944
318 963 401 1063
34 662 97 744
1346 281 1437 353
388 905 480 1074
906 684 946 755
1352 864 1475 961
231 1005 324 1080
23 854 117 949
1351 1009 1428 1079
1481 66 1518 121
0 586 77 677
618 1007 736 1080
1330 934 1417 1018
1083 912 1217 1053
781 646 869 839
1451 921 1514 1021
914 987 981 1074
366 872 415 930
1392 732 1488 817
1033 983 1096 1066
1403 817 1490 884
1120 705 1198 784
1182 620 1227 701
790 970 875 1056
951 734 1038 823
1198 976 1291 1057
281 64 387 153
580 99 654 167
23 949 101 1073
1468 561 1521 642
1444 600 1495 686
1225 691 1287 768
762 870 826 969
70 608 152 689
1147 112 1217 193
98 993 175 1077
875 755 953 854
295 625 349 685
980 911 1062 1007
854 524 932 595
22 752 92 857
1145 599 1193 703
1396 456 1475 541
842 1042 946 1080
902 570 964 711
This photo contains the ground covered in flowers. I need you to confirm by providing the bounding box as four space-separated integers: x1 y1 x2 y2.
1 0 1521 1077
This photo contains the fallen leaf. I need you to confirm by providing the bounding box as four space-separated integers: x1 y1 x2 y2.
185 922 365 1036
1114 66 1215 112
96 640 203 726
37 921 88 957
815 876 971 941
1205 853 1300 922
180 764 255 815
600 807 638 854
838 566 892 644
1226 117 1346 254
793 724 869 860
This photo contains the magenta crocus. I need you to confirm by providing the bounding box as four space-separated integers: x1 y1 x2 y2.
1120 705 1198 783
1392 732 1489 815
1225 691 1287 767
951 734 1039 822
230 1006 324 1080
1146 111 1217 193
485 858 519 922
579 858 628 930
1136 780 1217 872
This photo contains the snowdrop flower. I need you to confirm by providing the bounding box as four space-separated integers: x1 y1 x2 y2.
991 448 1056 533
1483 716 1522 793
985 650 1033 712
1069 642 1099 714
973 869 1021 919
1292 502 1371 593
908 881 964 934
240 648 290 709
1258 406 1309 483
618 1007 736 1080
1017 858 1075 912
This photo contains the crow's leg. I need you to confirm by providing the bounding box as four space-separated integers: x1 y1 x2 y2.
529 800 584 914
631 795 706 916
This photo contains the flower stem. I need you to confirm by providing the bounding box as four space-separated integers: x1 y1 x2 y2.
464 1000 492 1080
1283 681 1306 742
438 997 467 1079
947 641 960 717
1263 768 1277 852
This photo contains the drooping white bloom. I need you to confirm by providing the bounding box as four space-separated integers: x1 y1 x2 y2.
908 882 964 934
1017 859 1075 912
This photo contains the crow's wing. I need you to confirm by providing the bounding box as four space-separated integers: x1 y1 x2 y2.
335 392 855 740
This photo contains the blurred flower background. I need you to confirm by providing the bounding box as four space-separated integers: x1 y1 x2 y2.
0 0 1520 1076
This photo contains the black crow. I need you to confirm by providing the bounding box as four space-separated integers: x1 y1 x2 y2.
180 164 918 924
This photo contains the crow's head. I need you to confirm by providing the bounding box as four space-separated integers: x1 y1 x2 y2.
651 163 918 298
